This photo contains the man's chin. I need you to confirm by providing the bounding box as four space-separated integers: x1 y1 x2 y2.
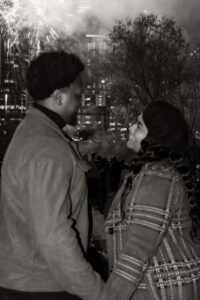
67 116 78 127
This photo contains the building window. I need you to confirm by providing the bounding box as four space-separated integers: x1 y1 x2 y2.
88 42 96 51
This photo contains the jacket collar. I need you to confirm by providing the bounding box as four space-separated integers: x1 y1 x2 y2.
26 106 72 143
25 106 89 168
33 103 66 130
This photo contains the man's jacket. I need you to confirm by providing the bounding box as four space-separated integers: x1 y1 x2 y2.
0 107 104 300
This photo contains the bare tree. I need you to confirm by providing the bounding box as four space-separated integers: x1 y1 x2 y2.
108 13 189 109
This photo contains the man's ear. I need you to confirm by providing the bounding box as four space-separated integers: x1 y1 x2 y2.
52 89 62 105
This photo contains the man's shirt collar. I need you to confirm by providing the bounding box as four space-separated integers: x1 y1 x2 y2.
33 102 66 129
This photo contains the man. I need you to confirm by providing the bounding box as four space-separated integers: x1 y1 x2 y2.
0 51 104 300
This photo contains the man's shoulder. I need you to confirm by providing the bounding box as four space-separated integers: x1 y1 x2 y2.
5 122 75 172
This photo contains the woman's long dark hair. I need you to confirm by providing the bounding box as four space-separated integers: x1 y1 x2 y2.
122 137 200 243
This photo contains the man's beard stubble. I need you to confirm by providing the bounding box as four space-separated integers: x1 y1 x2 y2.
67 111 78 126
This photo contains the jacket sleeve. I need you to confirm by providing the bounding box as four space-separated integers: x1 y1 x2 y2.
25 157 104 300
101 171 182 300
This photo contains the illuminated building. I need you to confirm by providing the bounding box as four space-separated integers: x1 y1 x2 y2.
78 105 109 130
76 33 129 140
76 33 110 133
0 35 27 159
107 106 129 140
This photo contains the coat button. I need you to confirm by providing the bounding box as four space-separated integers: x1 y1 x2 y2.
108 228 114 234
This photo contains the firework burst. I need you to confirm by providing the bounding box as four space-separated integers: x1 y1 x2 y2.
0 0 91 58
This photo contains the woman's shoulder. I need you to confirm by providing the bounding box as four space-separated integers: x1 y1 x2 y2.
141 159 181 181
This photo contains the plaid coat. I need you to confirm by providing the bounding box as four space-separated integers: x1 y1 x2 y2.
102 160 200 300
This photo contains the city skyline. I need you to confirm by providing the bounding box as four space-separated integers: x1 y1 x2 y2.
0 2 200 159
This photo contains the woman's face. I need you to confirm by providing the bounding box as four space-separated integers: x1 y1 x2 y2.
127 114 148 152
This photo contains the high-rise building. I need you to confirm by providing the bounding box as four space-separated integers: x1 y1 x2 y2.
78 105 109 130
76 34 110 134
0 35 27 159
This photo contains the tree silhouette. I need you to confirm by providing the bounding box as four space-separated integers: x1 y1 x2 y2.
108 13 188 107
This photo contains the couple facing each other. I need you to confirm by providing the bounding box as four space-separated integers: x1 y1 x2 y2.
0 51 200 300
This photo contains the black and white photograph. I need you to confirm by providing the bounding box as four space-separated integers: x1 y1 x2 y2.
0 1 200 299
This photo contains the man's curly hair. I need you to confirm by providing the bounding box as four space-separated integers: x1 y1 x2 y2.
26 51 85 100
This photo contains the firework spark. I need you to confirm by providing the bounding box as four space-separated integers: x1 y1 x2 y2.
0 0 91 57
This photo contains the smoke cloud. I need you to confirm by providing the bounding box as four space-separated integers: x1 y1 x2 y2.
81 0 200 45
5 1 199 46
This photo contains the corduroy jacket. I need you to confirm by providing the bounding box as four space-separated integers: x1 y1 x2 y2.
0 106 104 300
101 160 200 300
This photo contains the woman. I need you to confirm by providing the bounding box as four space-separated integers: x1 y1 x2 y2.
101 101 200 300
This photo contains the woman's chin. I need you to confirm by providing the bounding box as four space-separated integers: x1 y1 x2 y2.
127 139 139 153
127 140 135 150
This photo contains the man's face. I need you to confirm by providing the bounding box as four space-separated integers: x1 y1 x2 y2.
59 76 83 126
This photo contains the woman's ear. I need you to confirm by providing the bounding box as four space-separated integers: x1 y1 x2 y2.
52 89 62 105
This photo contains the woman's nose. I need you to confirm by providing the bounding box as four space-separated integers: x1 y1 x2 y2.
129 124 137 134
